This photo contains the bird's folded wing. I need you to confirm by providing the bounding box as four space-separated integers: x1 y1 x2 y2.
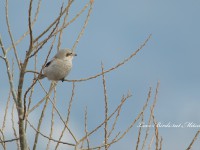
45 60 52 67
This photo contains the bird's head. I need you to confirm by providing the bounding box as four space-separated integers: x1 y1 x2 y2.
55 49 77 61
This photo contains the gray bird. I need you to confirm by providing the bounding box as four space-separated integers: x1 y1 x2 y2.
40 49 77 82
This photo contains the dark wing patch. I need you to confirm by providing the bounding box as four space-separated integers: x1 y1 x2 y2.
45 61 52 67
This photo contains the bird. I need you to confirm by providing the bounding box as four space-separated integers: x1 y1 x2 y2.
39 48 77 82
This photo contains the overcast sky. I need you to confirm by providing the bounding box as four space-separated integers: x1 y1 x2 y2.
1 0 200 150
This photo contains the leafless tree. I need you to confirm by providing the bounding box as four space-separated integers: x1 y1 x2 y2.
1 1 197 150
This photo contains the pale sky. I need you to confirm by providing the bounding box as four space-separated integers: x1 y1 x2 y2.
1 0 200 150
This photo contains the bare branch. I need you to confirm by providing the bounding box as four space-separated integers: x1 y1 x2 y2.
12 104 20 150
65 34 152 82
6 0 42 52
29 3 64 58
152 114 159 150
0 35 17 103
33 0 74 43
46 87 57 150
5 0 21 69
148 135 154 150
101 63 108 150
72 1 94 52
36 80 78 144
78 92 132 144
0 138 19 144
84 107 90 149
33 1 89 52
33 82 56 150
27 120 75 146
2 92 11 131
55 82 76 150
186 130 200 150
135 112 144 150
141 82 160 150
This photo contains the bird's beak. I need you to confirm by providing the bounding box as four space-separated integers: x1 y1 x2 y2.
73 53 77 56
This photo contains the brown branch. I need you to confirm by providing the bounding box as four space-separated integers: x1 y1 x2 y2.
5 0 21 69
23 33 57 120
27 34 152 83
72 1 94 52
46 87 57 150
141 82 160 150
6 0 42 52
101 63 108 150
57 1 70 51
0 129 6 149
0 35 17 104
33 82 56 150
65 34 152 82
12 104 20 150
2 92 11 131
107 95 123 138
159 137 163 150
186 130 200 150
33 0 74 43
152 114 159 150
110 88 152 146
29 3 64 58
55 82 76 150
33 1 89 52
27 120 76 146
78 92 132 144
148 135 154 150
36 80 78 144
135 112 144 150
84 107 90 149
0 138 19 144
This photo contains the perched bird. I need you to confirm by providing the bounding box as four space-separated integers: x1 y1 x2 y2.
39 49 77 82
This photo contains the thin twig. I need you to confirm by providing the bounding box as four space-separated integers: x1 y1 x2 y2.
0 138 19 144
0 129 6 149
26 34 152 83
107 95 124 138
78 92 132 145
6 0 42 52
37 80 78 144
101 63 108 150
23 33 57 120
5 0 21 69
33 0 74 43
29 3 64 58
33 82 56 150
141 82 160 150
148 135 154 150
55 82 76 149
27 120 75 146
135 112 144 150
152 114 159 150
0 35 17 104
72 1 94 52
110 88 152 145
57 1 70 51
2 92 11 131
12 104 20 150
65 34 152 82
159 137 163 150
33 1 89 52
186 130 200 150
46 86 57 150
84 107 90 149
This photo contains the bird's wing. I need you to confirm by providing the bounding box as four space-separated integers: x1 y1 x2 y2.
45 60 53 67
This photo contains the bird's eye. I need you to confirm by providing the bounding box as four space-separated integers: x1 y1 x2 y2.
66 53 72 57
